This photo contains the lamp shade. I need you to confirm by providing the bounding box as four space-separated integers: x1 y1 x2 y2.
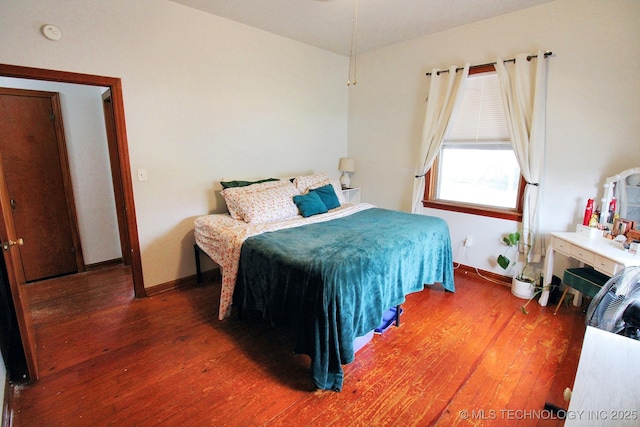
338 157 355 173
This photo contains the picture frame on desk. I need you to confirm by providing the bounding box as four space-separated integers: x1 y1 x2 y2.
612 217 635 236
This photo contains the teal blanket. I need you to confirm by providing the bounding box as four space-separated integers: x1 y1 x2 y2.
235 208 454 391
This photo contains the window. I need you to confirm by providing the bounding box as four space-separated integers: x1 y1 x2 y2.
423 66 524 221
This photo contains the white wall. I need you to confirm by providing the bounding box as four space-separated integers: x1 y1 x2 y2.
0 0 349 288
348 0 640 279
3 0 637 289
0 77 121 265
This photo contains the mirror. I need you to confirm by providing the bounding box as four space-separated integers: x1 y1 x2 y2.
601 167 640 226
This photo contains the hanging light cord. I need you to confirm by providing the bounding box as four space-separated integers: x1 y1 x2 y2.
347 0 359 86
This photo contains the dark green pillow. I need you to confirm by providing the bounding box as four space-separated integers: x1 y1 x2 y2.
293 192 328 217
310 184 341 210
220 178 279 189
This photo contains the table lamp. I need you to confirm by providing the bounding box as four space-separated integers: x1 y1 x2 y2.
339 157 355 189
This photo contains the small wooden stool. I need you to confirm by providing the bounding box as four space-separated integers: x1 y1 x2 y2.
554 267 609 315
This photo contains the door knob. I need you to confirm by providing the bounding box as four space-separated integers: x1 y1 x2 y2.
2 238 24 251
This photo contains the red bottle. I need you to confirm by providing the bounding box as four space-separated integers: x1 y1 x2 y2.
583 198 594 226
609 197 616 217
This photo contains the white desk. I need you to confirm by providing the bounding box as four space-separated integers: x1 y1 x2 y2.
565 326 640 426
539 232 640 306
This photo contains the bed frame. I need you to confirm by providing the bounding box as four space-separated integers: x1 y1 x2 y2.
194 243 204 285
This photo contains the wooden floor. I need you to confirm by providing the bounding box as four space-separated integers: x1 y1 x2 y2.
7 266 588 426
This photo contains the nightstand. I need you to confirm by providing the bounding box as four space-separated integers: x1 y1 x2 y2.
341 187 361 204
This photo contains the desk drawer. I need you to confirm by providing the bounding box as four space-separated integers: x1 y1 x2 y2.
553 237 572 256
570 245 595 265
593 255 621 276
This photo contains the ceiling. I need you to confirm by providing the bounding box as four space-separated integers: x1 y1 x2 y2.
169 0 554 56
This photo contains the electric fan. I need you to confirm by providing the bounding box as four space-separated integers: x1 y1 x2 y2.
585 266 640 341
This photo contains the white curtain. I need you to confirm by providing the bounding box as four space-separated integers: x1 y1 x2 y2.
412 64 469 213
495 51 548 262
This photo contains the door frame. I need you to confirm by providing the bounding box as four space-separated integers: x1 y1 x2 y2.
102 89 131 266
0 64 147 381
0 64 145 296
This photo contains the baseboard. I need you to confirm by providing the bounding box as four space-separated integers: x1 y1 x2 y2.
85 258 123 271
145 268 221 297
144 264 509 297
455 264 512 285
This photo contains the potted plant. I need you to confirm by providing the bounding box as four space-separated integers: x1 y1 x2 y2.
519 282 545 314
497 231 540 301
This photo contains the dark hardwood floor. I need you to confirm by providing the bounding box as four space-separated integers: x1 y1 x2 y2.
7 266 587 426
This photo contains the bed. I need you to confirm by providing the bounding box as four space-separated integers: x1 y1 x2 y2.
193 173 455 391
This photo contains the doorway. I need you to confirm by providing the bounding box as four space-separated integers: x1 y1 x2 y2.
0 88 84 282
0 64 145 382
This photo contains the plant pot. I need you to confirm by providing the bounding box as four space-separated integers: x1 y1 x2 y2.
511 277 535 299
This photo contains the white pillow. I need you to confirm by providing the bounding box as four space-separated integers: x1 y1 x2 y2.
221 180 300 223
293 172 329 193
221 180 287 220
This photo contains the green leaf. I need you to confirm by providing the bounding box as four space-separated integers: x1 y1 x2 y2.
508 232 520 245
497 254 511 270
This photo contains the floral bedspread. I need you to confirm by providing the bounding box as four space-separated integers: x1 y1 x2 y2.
194 203 374 320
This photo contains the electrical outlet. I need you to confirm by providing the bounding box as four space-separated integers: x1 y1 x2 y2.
464 235 473 247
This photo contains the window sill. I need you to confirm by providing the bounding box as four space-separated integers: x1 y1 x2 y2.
422 200 522 222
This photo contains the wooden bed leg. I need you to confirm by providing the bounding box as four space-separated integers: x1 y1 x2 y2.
194 244 202 285
395 305 401 327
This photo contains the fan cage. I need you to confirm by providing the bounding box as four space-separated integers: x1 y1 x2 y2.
586 266 640 337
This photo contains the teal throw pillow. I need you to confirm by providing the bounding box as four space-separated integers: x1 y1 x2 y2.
293 192 328 217
310 184 341 210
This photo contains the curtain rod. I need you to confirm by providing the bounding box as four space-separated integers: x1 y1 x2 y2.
425 50 553 76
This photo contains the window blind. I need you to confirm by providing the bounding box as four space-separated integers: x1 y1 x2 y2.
445 72 510 145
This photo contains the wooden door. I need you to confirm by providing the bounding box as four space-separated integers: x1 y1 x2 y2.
0 151 38 380
0 88 83 282
0 240 29 381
